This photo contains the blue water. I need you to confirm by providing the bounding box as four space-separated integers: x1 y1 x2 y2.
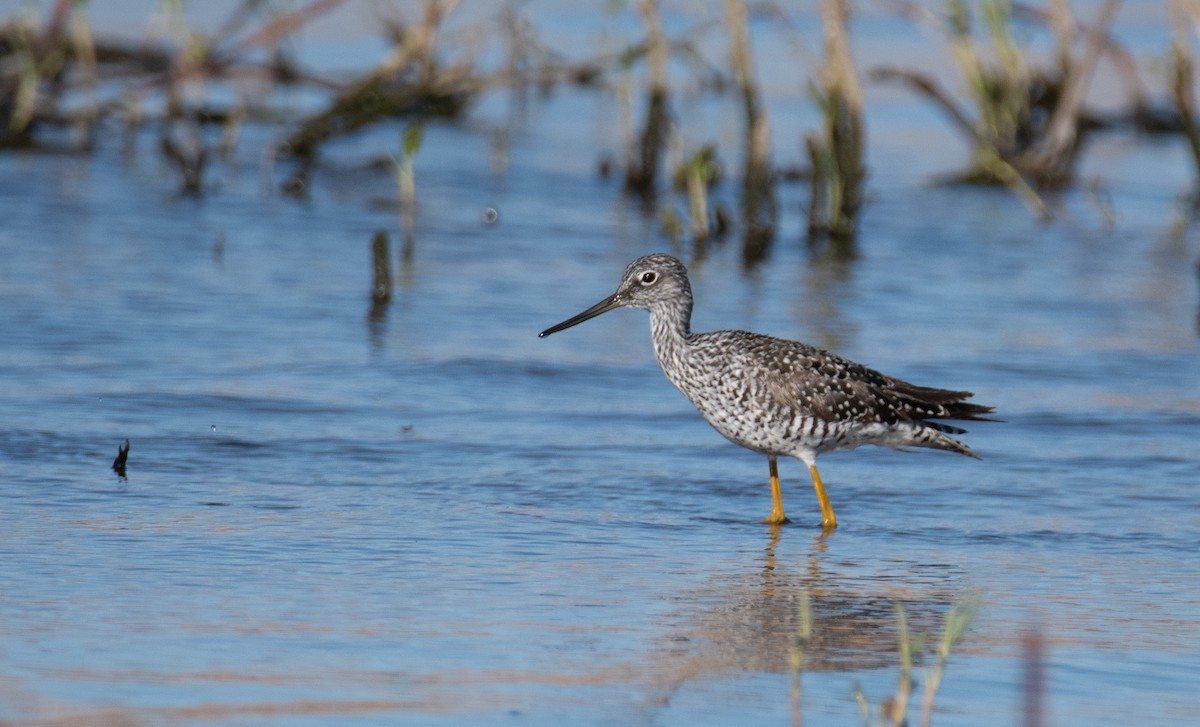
3 3 1200 725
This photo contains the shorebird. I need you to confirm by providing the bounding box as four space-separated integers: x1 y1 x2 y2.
539 254 994 529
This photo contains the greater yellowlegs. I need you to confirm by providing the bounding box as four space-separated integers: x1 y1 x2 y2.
539 254 994 529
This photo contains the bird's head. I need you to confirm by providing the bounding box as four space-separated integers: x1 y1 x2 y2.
538 253 692 337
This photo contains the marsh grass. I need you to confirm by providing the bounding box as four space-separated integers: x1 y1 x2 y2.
684 145 719 245
919 594 981 726
282 0 467 195
805 0 866 253
790 592 981 727
388 121 424 261
725 0 777 263
395 123 424 218
1171 0 1200 198
872 0 1127 219
789 588 813 726
1 1 87 147
0 2 1195 246
624 0 670 201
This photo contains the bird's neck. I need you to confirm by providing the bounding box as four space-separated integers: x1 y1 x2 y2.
648 295 694 365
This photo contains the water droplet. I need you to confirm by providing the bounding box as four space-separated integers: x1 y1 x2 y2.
481 207 499 225
210 424 217 432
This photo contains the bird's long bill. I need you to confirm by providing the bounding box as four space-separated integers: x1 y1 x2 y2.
538 293 622 337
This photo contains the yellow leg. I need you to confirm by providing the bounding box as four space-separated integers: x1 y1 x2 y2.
809 463 837 530
763 456 790 525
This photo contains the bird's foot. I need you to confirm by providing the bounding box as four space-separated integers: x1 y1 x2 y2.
762 512 791 526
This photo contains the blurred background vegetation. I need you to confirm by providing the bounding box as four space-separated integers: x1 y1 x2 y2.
1 0 1197 261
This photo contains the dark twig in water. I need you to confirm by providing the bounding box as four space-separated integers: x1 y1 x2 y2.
369 229 393 320
160 124 208 195
112 439 130 478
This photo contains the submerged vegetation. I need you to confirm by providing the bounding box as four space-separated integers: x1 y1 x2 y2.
872 0 1128 218
790 591 983 727
0 0 1197 248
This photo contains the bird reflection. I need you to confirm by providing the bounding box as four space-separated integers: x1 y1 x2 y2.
658 527 963 678
761 524 830 599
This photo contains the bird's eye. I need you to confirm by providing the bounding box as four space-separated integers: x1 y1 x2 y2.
640 271 658 286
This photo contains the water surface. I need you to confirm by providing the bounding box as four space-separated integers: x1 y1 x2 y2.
2 4 1200 726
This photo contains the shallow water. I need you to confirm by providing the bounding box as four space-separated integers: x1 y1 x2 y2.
3 4 1200 726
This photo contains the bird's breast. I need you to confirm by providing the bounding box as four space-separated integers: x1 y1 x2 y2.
656 350 817 454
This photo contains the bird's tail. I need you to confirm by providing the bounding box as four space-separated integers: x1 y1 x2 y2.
914 425 981 460
880 379 997 459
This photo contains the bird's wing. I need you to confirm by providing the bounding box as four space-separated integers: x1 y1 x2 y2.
704 331 985 425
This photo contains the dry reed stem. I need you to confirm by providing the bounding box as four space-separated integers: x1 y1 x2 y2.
625 0 670 198
725 0 754 111
1171 0 1200 187
725 0 776 261
67 5 97 97
821 0 863 115
226 0 348 62
788 590 813 727
880 0 1145 115
742 109 776 261
1012 0 1149 120
686 150 712 243
918 594 980 727
980 147 1051 220
641 0 668 94
1038 0 1121 175
1048 0 1074 72
0 1 89 143
820 0 865 240
804 135 828 240
867 68 978 142
885 603 913 725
